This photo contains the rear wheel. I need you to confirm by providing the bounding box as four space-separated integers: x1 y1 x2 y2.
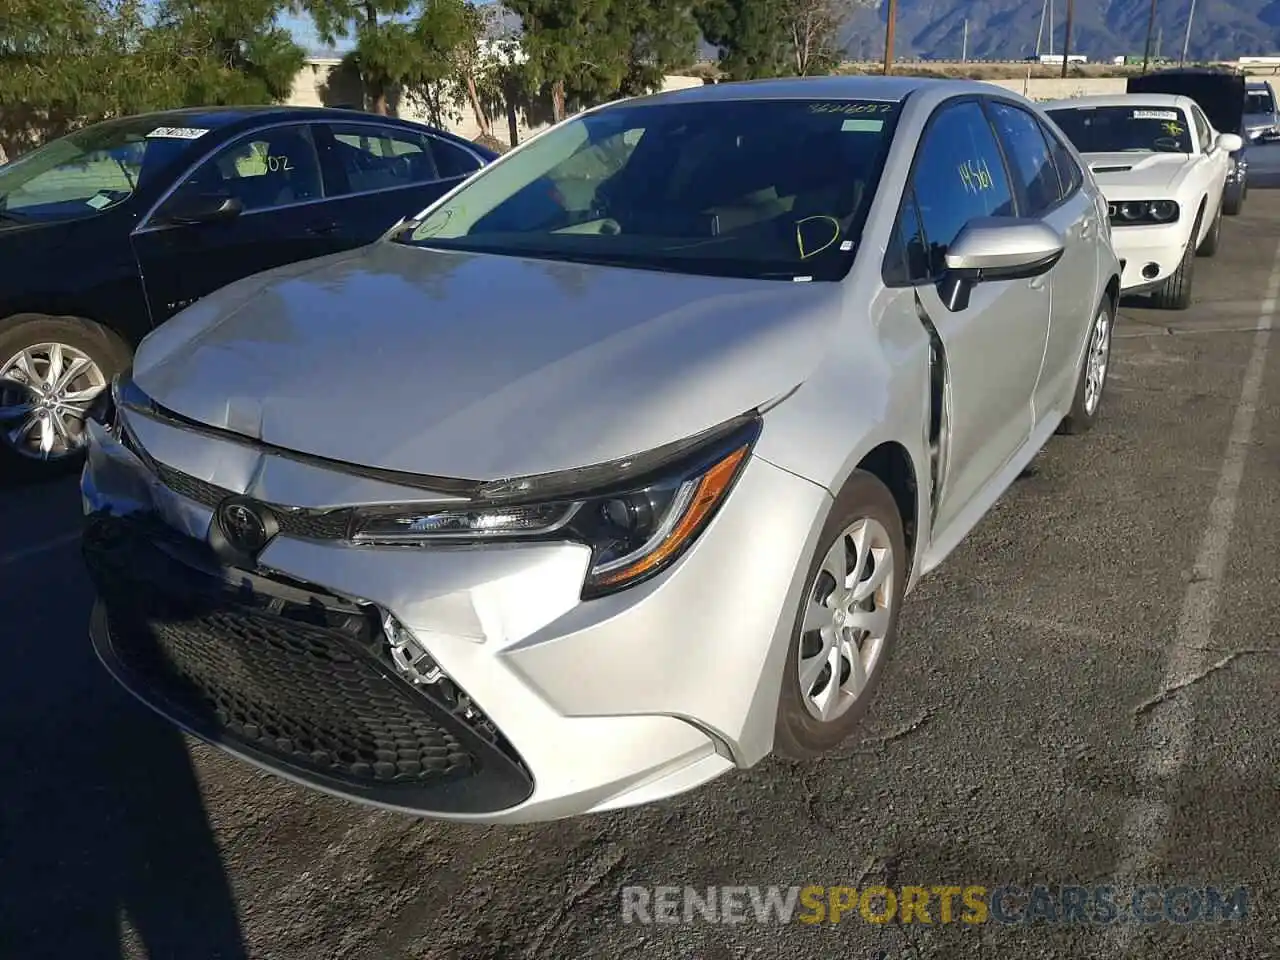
1058 296 1113 435
774 471 906 760
0 315 131 482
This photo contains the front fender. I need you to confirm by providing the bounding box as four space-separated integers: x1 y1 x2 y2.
752 284 933 589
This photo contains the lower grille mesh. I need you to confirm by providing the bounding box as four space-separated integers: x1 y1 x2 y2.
83 513 533 812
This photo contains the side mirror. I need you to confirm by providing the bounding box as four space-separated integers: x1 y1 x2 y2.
1217 132 1245 153
160 192 243 226
938 217 1065 312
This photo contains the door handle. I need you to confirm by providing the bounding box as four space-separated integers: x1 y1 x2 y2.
306 220 340 235
1080 220 1094 239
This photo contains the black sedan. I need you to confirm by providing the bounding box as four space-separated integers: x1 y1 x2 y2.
0 105 496 479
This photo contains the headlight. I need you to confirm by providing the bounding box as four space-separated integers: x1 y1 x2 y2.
352 415 762 599
1108 200 1179 225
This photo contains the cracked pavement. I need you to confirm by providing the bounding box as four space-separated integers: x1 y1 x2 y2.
3 179 1279 960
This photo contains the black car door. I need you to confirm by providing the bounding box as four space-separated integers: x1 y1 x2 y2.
130 123 339 323
310 121 487 246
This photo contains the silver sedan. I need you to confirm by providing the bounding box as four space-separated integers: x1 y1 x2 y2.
81 76 1120 824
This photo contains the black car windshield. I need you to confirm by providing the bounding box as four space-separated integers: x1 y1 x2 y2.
1247 89 1275 114
398 97 902 281
1047 105 1193 153
0 116 202 221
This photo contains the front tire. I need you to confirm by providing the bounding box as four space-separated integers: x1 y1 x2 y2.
774 471 906 760
1196 203 1222 257
1058 295 1114 435
1223 177 1245 216
1149 229 1196 311
0 314 132 483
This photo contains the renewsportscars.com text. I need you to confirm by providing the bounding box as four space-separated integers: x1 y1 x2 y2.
620 884 1250 925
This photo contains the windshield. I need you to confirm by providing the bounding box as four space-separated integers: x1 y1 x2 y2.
1246 90 1275 114
398 97 903 282
0 117 202 222
1047 105 1193 154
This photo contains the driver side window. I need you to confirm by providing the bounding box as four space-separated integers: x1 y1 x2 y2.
898 100 1015 280
165 126 324 215
1191 108 1212 152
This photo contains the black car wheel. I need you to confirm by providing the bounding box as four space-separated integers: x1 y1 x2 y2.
0 314 132 481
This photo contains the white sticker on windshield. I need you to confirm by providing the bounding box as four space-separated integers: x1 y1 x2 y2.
147 126 210 140
842 118 884 132
1132 110 1179 121
85 193 113 210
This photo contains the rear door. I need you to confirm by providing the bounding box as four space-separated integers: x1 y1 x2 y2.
311 121 487 247
131 124 335 323
890 98 1051 534
985 98 1099 422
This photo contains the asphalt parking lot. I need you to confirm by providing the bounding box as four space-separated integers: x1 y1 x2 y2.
3 186 1279 960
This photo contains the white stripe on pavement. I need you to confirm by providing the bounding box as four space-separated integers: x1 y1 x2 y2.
1104 240 1280 950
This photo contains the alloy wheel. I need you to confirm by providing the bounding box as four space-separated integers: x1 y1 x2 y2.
0 342 107 461
1083 306 1111 416
797 517 896 722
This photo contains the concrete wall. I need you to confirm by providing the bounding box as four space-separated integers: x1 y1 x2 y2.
992 77 1129 101
285 61 706 147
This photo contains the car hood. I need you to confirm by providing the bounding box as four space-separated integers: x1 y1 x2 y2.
1081 152 1189 193
132 242 842 481
0 213 73 251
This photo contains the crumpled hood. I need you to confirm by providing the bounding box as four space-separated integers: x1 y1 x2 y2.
1082 152 1190 193
132 242 842 480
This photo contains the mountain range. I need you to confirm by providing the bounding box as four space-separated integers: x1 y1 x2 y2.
832 0 1280 62
475 0 1280 65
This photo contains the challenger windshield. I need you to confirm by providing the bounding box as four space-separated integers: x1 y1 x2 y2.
398 98 902 281
1046 105 1194 154
0 117 197 221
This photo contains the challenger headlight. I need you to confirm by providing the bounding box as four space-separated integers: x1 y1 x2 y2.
1108 200 1179 225
352 414 762 599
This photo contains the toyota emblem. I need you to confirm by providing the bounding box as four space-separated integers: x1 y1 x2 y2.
216 498 271 554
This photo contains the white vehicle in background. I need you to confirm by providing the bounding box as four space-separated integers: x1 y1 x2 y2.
1044 93 1242 310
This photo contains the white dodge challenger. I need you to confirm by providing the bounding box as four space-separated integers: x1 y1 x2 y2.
1044 93 1242 309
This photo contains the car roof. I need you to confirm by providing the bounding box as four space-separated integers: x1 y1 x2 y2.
619 75 999 107
1041 93 1195 111
82 104 478 146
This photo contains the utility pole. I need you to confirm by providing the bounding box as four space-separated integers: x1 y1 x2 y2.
962 18 968 62
1061 0 1075 77
1179 0 1196 66
883 0 898 75
1048 0 1054 56
1142 0 1158 73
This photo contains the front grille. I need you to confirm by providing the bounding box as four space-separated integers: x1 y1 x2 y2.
84 512 533 813
153 461 354 541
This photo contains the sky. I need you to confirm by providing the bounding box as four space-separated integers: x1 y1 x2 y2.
277 0 503 56
279 11 345 55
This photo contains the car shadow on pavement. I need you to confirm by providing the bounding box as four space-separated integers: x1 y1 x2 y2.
0 554 248 958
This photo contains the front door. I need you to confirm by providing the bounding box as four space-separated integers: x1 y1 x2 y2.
904 99 1051 535
131 124 340 324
